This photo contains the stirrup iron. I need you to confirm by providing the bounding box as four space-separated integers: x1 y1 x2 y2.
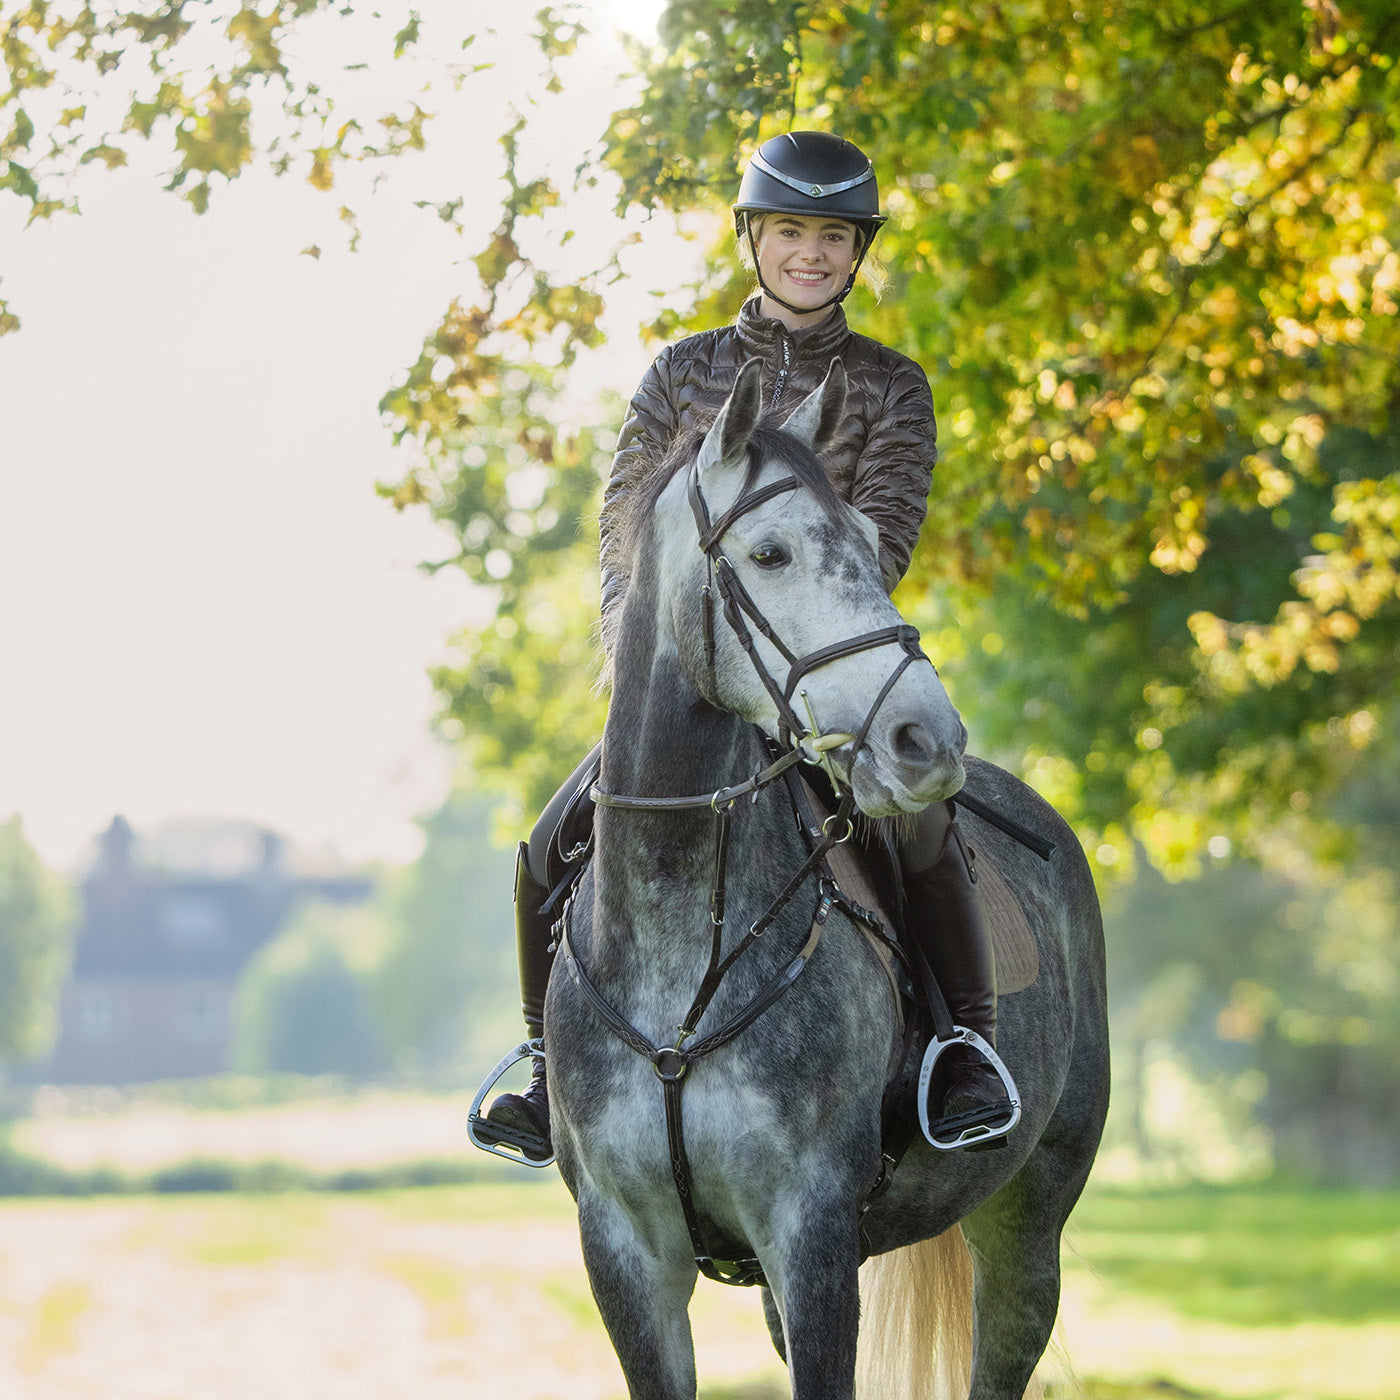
916 1027 1021 1151
467 1038 555 1168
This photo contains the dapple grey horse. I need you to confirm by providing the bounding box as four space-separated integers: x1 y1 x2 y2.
544 359 1109 1400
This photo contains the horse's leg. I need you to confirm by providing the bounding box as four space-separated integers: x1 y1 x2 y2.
763 1208 862 1400
761 1286 788 1364
960 1099 1105 1399
576 1192 699 1400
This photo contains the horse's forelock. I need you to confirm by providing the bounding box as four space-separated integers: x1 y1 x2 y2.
742 425 845 524
617 418 846 574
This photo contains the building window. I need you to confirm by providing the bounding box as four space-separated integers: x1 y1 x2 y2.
160 895 226 953
178 989 223 1042
78 986 120 1042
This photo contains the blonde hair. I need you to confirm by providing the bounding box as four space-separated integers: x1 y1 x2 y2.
738 212 887 302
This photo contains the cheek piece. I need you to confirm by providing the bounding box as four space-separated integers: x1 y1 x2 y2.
745 216 872 317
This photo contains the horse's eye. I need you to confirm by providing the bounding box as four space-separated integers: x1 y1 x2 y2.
750 543 790 570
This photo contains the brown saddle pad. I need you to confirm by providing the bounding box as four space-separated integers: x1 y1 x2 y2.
966 844 1039 995
803 780 1040 997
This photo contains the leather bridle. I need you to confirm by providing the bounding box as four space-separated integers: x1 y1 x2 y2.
687 458 928 755
564 449 937 1287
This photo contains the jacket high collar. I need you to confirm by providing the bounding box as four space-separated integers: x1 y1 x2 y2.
735 297 852 363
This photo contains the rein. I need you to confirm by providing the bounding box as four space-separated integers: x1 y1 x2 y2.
568 452 932 1288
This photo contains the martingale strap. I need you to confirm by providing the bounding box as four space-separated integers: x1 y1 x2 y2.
559 888 832 1289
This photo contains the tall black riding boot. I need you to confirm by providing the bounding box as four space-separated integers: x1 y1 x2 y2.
904 815 1012 1141
475 844 556 1161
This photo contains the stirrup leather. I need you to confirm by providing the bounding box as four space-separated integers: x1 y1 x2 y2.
467 1038 555 1168
916 1028 1022 1151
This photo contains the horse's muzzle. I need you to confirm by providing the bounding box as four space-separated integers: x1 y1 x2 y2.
847 729 966 816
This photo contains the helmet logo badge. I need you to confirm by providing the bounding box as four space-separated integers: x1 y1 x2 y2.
809 184 824 196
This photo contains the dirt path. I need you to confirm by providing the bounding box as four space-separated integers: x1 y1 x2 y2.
12 1090 482 1173
0 1184 783 1400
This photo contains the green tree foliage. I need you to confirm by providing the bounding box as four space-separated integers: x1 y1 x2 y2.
377 247 616 820
7 4 1396 858
0 815 71 1066
379 1 1400 878
375 75 619 820
1106 846 1400 1184
1097 711 1400 1186
0 0 461 330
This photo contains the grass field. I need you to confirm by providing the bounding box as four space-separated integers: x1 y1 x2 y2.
0 1175 1394 1400
1069 1185 1400 1326
1059 1184 1400 1400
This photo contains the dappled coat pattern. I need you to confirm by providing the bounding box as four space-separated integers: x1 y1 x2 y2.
598 298 938 636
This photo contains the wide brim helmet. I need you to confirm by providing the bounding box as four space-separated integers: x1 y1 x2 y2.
733 131 887 313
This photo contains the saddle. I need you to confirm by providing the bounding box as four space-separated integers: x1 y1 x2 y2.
797 775 1040 999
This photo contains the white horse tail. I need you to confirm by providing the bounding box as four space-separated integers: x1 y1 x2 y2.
855 1226 974 1400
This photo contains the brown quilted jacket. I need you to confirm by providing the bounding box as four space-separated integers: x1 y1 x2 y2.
599 297 938 632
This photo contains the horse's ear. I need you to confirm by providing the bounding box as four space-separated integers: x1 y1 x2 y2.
698 359 764 476
782 358 847 450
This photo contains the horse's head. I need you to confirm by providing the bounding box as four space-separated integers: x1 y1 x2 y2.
655 358 966 816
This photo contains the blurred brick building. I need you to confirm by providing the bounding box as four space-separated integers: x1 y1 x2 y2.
38 816 372 1083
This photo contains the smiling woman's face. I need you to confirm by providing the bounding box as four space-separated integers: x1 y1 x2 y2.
754 214 858 328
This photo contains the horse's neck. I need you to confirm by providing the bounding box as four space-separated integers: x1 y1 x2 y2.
593 563 797 978
600 537 749 797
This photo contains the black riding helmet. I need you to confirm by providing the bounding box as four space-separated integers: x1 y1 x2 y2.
733 131 887 315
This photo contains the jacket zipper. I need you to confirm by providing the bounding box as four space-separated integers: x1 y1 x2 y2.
770 335 791 412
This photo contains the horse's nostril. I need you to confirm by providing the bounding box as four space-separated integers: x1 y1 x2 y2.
892 722 936 766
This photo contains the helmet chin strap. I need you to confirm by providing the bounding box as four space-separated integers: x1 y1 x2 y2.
745 219 870 318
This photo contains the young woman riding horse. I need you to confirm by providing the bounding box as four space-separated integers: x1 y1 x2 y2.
476 130 1013 1159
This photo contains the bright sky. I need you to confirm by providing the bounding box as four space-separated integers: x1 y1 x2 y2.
0 1 670 871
